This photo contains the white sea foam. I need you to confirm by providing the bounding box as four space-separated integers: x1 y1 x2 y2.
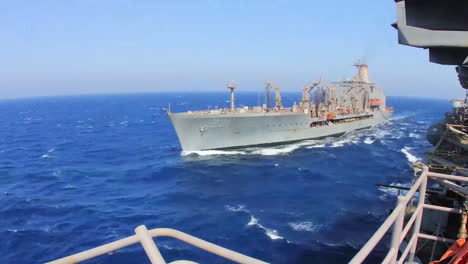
364 137 375 144
409 132 420 139
307 143 326 148
182 125 392 156
64 184 76 189
225 205 284 240
48 148 55 153
182 150 246 156
379 182 412 199
288 221 319 232
162 245 174 250
248 216 258 226
248 216 284 240
41 154 51 159
264 229 284 240
401 147 420 163
390 115 410 121
250 146 298 155
225 205 249 213
329 138 351 147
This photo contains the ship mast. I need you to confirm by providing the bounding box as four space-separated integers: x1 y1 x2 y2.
226 81 237 111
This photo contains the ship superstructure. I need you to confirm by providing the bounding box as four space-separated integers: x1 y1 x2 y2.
167 64 393 151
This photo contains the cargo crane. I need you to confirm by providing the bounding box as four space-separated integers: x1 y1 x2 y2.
300 78 322 110
265 80 282 110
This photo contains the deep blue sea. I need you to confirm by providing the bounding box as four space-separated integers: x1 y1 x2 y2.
0 92 451 264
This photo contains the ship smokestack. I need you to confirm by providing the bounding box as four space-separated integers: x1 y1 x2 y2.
226 81 237 111
354 62 370 83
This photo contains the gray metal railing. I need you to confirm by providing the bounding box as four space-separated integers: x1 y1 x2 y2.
349 167 466 264
46 226 270 264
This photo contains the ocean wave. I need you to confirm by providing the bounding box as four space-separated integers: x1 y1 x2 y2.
63 184 76 189
248 142 308 155
52 170 62 176
247 215 258 226
363 137 376 144
390 115 411 121
401 147 420 164
41 154 52 159
182 140 316 156
409 132 420 139
180 124 394 156
224 205 249 213
225 205 284 240
307 143 326 148
379 182 412 199
288 221 320 232
182 150 246 156
248 216 284 240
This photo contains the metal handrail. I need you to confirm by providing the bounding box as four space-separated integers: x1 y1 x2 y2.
46 167 465 264
46 226 270 264
349 167 467 264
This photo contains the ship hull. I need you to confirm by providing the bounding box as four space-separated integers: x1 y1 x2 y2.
168 110 392 151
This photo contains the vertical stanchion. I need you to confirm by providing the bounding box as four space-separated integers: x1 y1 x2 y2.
135 225 167 264
390 196 406 264
408 168 428 263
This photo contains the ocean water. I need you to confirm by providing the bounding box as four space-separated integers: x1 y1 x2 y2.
0 93 451 264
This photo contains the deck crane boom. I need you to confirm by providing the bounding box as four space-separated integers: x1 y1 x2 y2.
265 80 282 109
301 78 322 106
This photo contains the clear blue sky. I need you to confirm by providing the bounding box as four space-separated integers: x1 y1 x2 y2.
0 0 463 99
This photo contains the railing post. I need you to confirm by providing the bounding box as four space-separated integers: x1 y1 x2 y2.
135 225 167 264
390 196 405 264
408 168 428 263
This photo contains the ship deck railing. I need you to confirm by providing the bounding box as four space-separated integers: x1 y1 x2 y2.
45 167 459 264
45 226 270 264
349 166 466 264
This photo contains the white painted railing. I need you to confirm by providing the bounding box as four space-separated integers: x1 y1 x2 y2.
46 226 270 264
349 167 466 264
46 167 464 264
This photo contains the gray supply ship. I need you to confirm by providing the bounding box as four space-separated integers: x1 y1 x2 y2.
167 63 393 151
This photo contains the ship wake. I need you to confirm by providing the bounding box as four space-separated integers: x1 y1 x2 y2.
182 126 392 156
